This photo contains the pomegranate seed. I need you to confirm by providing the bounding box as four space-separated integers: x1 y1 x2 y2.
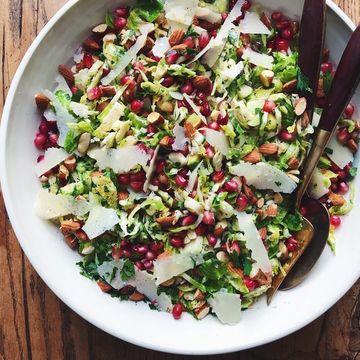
130 181 144 192
130 99 143 113
207 234 217 247
37 155 44 163
114 17 127 30
151 55 161 62
221 13 228 23
338 181 349 194
201 101 211 116
224 179 239 192
47 133 59 147
285 237 299 252
242 0 252 11
83 54 94 68
203 211 215 225
135 261 145 271
217 113 229 125
205 144 215 159
183 37 195 48
115 7 129 18
120 240 130 248
112 245 122 260
143 259 153 270
180 82 194 95
271 11 283 21
267 40 276 50
281 29 293 40
262 100 276 113
34 133 47 149
133 61 145 71
321 62 333 73
344 103 355 118
229 241 241 255
38 120 49 135
236 194 249 211
244 277 258 291
181 215 196 226
212 170 225 183
199 31 210 49
165 50 180 64
130 171 146 181
162 76 175 88
276 20 291 30
170 237 184 248
175 174 188 187
208 122 220 131
336 127 351 144
118 173 130 185
210 29 218 38
300 206 307 216
276 39 289 52
195 223 207 236
133 244 148 256
278 129 296 142
71 86 78 95
172 303 183 320
330 215 342 228
147 124 157 135
337 170 349 181
156 159 166 173
87 86 103 100
150 242 164 253
120 75 134 86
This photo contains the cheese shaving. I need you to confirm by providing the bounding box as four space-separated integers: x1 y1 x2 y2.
326 135 354 169
238 12 271 34
164 0 199 27
203 128 230 157
208 291 242 325
35 148 71 177
186 161 203 193
143 145 159 192
242 47 274 70
152 37 171 58
172 124 188 151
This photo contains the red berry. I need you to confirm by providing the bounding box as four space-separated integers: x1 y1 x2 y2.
336 127 351 144
114 17 127 30
281 29 293 40
133 61 145 71
39 120 49 135
271 11 283 21
170 237 184 248
47 133 59 147
195 223 207 236
175 174 188 188
212 170 225 183
262 100 276 113
208 122 220 131
181 215 196 226
236 194 249 211
207 234 217 247
200 101 211 116
34 133 47 149
244 277 258 291
278 129 296 142
130 99 143 113
183 37 195 48
285 237 299 252
71 86 78 94
337 181 349 194
330 215 341 228
276 20 291 30
276 39 289 52
300 206 307 216
165 50 179 64
242 0 252 11
172 303 183 320
115 7 129 18
87 86 103 100
162 76 175 88
118 173 130 185
205 144 215 159
217 113 229 125
83 53 94 69
321 62 333 73
130 181 144 192
199 31 210 49
180 82 194 95
344 103 355 118
229 241 241 255
120 75 134 86
203 211 215 225
224 179 239 192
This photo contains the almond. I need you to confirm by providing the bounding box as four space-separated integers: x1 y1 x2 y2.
258 227 267 240
259 70 274 88
156 215 176 227
83 38 101 51
194 305 210 320
265 203 278 217
96 101 110 112
294 97 307 116
129 291 145 301
58 64 74 85
124 39 135 50
283 79 297 93
103 33 117 43
160 278 175 287
317 78 325 98
142 37 155 52
158 100 174 113
35 93 50 110
260 13 272 29
243 149 261 164
77 132 91 155
92 23 108 34
155 13 167 26
328 192 346 207
243 184 257 205
64 234 77 250
287 156 300 170
274 192 284 204
64 156 77 172
99 85 116 97
97 280 112 293
259 143 278 155
227 262 244 278
147 112 164 125
194 289 205 301
58 165 69 181
159 135 174 148
347 139 358 153
184 122 196 139
168 29 185 47
60 220 81 234
192 75 212 93
118 191 129 201
75 229 89 242
252 269 272 286
171 44 187 52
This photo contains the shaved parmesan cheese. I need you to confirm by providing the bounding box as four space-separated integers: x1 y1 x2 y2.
169 91 184 100
164 0 199 27
242 47 274 70
186 161 203 192
94 102 125 138
83 206 119 239
221 61 244 82
308 168 331 199
143 146 159 192
55 75 72 96
238 12 271 34
326 135 354 169
203 128 230 157
35 148 70 177
97 260 125 290
154 253 199 285
208 291 242 325
73 47 84 64
236 211 272 274
101 24 154 85
152 37 171 58
183 94 207 124
202 0 244 67
195 7 222 23
70 102 90 118
87 145 151 174
172 124 188 151
230 162 297 194
43 108 56 122
35 189 90 220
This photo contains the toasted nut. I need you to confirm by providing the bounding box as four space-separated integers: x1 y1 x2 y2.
158 100 174 113
83 38 100 51
58 165 69 181
243 184 257 205
259 70 274 88
184 122 196 139
159 135 173 148
92 23 108 34
347 139 358 153
100 85 116 97
75 229 89 242
147 112 164 125
294 97 307 116
259 227 267 240
77 132 91 155
64 156 77 172
240 34 251 45
118 191 129 201
260 12 272 29
58 64 74 85
227 262 244 278
328 193 346 207
60 220 81 234
129 291 145 301
192 75 212 93
243 149 261 164
169 29 185 46
124 39 135 50
283 79 298 93
194 305 210 320
64 234 77 250
317 78 325 98
97 280 112 293
259 143 278 155
161 278 175 287
155 13 167 26
34 93 49 110
158 173 169 185
171 44 188 52
96 101 110 112
103 33 117 43
257 198 265 208
156 215 176 227
142 37 155 52
287 157 300 170
274 192 284 204
265 203 278 217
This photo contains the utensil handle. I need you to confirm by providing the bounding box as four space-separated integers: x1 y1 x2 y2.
318 25 360 131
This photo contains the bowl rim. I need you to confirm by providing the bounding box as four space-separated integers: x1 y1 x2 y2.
0 0 358 355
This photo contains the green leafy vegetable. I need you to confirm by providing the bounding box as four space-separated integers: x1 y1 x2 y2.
121 259 135 281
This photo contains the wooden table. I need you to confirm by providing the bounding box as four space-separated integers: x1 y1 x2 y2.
1 1 360 359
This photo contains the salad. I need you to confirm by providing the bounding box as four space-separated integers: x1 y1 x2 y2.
33 0 358 324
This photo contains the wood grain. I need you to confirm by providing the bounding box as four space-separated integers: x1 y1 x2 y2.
0 1 359 359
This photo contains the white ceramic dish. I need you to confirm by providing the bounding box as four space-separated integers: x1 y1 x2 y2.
1 0 359 355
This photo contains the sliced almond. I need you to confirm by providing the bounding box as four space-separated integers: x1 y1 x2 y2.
260 13 272 29
347 139 358 153
194 305 210 320
243 184 257 205
64 234 77 250
168 29 185 47
294 97 307 116
60 220 81 234
283 79 297 93
103 33 117 43
192 75 212 93
97 280 112 293
100 85 116 97
147 112 164 125
156 215 176 227
117 191 129 201
129 291 145 301
64 156 77 172
35 93 50 111
58 64 74 85
258 227 267 240
287 156 300 170
243 149 261 164
77 132 91 155
83 38 101 51
259 143 278 155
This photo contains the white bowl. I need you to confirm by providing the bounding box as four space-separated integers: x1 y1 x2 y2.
1 0 359 355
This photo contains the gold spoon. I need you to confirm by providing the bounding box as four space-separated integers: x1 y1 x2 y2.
268 22 360 303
